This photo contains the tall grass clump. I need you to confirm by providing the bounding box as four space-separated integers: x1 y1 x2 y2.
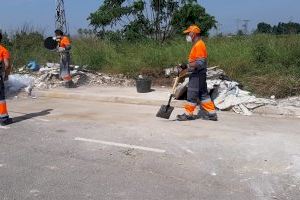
207 34 300 98
5 25 57 67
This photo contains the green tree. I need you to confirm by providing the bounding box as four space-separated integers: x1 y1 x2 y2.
172 0 217 36
256 22 272 34
273 22 300 35
88 0 217 42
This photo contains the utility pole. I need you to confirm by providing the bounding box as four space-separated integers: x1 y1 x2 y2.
215 23 222 36
242 19 250 35
55 0 69 34
236 18 241 34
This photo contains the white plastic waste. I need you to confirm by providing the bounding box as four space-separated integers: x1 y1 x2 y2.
210 80 277 115
46 62 60 68
5 74 35 96
174 73 277 115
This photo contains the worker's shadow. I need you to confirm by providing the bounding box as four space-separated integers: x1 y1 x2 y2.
12 109 53 124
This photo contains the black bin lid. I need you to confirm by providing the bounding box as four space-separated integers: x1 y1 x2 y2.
44 37 58 50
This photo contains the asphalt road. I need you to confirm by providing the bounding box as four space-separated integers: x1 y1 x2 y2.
0 97 300 200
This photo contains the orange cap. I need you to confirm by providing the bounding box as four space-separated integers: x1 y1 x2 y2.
183 25 201 34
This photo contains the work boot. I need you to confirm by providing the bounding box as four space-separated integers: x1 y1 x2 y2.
176 113 196 121
197 110 218 121
0 118 13 126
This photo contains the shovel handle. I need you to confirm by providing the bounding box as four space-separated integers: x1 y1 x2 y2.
167 94 173 107
172 77 180 94
165 77 179 108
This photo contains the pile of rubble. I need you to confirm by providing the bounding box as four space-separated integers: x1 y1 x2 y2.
168 66 278 115
5 63 134 98
5 63 300 116
6 63 134 95
32 63 134 89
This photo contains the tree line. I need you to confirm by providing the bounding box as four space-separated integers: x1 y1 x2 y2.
255 22 300 35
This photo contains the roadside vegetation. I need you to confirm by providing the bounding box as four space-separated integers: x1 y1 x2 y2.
1 0 300 98
2 30 300 98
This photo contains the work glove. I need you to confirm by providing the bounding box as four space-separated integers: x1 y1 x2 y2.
58 47 65 53
177 63 187 74
178 63 188 70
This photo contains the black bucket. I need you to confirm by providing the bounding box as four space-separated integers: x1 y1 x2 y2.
136 78 152 93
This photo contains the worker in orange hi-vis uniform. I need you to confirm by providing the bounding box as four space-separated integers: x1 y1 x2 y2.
177 25 218 121
0 33 13 126
54 29 75 88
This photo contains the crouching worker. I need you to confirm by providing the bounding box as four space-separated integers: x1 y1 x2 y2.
177 25 218 121
54 29 75 88
0 33 13 126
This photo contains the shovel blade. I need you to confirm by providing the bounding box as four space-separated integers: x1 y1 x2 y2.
156 105 174 119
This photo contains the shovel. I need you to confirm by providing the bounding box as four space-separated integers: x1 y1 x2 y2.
156 77 180 119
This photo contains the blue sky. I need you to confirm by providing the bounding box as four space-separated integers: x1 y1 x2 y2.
0 0 299 35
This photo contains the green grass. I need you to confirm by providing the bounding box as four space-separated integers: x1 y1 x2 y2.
5 33 300 98
207 35 300 98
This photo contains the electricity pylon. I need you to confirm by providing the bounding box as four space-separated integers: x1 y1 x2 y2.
55 0 69 34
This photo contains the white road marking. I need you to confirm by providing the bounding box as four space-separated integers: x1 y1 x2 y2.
75 137 166 153
0 126 10 130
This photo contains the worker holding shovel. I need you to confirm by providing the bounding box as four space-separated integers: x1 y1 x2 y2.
54 29 75 88
177 25 218 121
0 33 13 126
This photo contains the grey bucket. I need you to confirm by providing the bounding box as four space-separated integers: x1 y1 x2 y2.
136 78 152 93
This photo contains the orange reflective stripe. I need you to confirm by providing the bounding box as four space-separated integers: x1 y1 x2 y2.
0 101 8 117
201 101 216 113
63 75 72 81
184 103 196 115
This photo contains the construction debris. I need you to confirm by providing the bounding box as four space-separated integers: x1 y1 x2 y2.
278 96 300 108
5 64 300 117
6 63 134 97
18 62 133 87
170 66 277 115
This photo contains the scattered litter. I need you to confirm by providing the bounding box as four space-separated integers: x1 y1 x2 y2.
138 75 143 79
27 60 40 71
277 96 300 107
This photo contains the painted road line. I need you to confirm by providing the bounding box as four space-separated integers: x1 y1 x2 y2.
74 137 166 153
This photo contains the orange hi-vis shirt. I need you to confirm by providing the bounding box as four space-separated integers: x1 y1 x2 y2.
0 45 10 62
59 36 71 48
188 39 207 63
